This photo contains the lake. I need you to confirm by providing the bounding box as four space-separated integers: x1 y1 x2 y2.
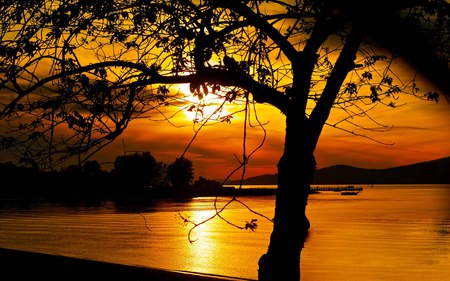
0 184 449 280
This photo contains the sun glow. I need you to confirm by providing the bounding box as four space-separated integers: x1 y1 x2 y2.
175 84 239 124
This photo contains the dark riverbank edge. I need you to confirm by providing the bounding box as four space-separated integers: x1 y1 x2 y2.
0 248 255 281
0 186 341 206
0 186 280 203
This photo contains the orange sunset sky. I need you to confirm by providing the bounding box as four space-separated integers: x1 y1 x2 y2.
1 59 448 181
94 78 450 181
87 7 450 181
1 3 449 182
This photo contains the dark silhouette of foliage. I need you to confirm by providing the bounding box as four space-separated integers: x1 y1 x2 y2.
0 1 449 280
0 162 39 198
82 160 102 176
167 157 194 189
112 151 161 190
0 153 202 199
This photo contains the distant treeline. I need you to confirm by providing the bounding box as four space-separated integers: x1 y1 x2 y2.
0 152 223 200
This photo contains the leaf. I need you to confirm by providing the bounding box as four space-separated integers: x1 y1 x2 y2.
382 76 393 86
362 71 373 80
424 91 439 103
370 86 380 102
343 83 357 95
157 85 170 95
220 115 233 124
245 219 258 231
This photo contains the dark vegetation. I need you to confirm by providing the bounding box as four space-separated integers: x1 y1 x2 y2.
0 152 226 200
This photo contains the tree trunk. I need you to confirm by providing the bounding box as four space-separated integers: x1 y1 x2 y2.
258 111 316 281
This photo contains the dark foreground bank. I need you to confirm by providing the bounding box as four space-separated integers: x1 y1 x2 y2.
0 248 254 281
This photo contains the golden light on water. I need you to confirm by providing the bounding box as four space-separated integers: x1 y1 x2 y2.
182 209 221 274
179 199 274 276
0 187 448 280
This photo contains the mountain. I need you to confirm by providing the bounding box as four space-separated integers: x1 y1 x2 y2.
226 156 450 185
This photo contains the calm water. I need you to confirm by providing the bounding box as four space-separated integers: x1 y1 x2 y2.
0 184 449 280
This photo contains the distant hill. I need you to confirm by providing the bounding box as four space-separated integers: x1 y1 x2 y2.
226 156 450 185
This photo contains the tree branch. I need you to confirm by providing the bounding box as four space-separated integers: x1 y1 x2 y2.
0 61 158 118
127 68 289 112
211 0 301 63
308 26 363 150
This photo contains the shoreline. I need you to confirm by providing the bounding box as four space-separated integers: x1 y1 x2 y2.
0 187 279 203
0 247 255 281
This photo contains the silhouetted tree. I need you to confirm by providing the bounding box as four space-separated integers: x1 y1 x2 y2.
0 162 39 197
0 1 448 280
167 157 194 189
153 161 169 187
82 160 102 176
112 152 159 189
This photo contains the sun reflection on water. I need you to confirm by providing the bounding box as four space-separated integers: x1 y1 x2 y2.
181 209 222 273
